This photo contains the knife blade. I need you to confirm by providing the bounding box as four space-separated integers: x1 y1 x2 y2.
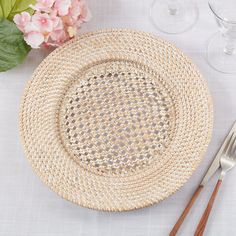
200 121 236 186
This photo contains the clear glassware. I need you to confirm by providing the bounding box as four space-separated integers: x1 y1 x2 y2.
207 0 236 74
149 0 199 34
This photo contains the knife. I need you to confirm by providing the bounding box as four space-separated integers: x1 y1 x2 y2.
200 121 236 186
170 121 236 236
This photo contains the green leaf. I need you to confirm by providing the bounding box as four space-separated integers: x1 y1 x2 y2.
0 18 31 72
0 0 13 18
0 0 36 21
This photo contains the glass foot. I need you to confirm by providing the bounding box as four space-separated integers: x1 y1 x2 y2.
150 0 199 34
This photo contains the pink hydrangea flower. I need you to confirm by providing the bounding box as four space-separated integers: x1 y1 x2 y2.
23 22 45 48
79 0 92 22
49 9 60 27
24 21 40 33
13 12 31 31
50 29 67 45
31 0 55 12
49 17 67 45
14 0 91 49
24 32 45 48
32 13 54 34
54 0 72 16
68 0 81 20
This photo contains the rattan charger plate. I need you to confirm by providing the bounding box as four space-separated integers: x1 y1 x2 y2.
19 29 213 211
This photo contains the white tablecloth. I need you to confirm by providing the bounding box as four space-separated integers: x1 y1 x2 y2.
1 0 236 235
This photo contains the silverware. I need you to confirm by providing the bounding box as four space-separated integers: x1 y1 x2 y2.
170 121 236 236
195 131 236 236
200 122 236 186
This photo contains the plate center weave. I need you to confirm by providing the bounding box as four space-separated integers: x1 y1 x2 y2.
59 61 175 175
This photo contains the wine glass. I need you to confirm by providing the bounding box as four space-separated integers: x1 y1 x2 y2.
207 0 236 73
149 0 199 34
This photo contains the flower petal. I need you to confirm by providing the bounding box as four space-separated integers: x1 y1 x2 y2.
54 0 72 16
24 22 40 33
13 12 31 31
24 32 45 48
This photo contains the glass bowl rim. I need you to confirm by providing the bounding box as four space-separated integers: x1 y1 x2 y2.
208 1 236 25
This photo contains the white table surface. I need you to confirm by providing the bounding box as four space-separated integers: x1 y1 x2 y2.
1 0 236 235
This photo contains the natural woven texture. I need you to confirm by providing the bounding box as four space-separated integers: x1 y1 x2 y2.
19 29 213 211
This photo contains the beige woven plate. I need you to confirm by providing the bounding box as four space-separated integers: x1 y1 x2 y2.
19 29 213 211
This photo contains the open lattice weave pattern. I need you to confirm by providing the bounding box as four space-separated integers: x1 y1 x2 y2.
19 29 213 211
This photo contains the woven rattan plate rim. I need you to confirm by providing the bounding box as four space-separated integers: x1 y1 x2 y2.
19 29 213 211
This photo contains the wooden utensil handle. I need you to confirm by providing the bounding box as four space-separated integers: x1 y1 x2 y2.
194 180 222 236
169 185 203 236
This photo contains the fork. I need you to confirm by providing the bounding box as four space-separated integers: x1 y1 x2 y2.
194 132 236 236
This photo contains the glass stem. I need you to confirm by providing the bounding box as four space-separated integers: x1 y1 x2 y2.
224 39 235 55
168 0 179 15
